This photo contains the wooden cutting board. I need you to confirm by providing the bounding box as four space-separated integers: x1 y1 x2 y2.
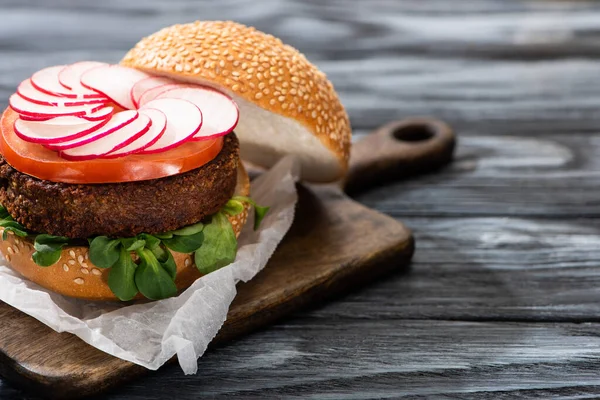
0 118 455 399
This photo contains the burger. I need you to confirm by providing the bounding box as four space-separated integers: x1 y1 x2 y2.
0 21 351 301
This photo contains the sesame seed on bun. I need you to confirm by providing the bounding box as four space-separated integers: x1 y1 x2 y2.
121 20 351 182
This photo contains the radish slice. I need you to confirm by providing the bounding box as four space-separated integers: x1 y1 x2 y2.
81 107 114 121
81 66 150 110
139 98 202 154
18 106 112 121
31 65 102 99
138 83 193 107
131 77 174 108
17 79 107 106
59 61 108 92
104 108 166 158
60 114 151 160
9 94 105 118
47 110 139 150
14 117 109 144
157 87 239 140
19 114 52 122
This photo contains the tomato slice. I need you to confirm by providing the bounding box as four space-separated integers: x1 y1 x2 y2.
0 108 223 184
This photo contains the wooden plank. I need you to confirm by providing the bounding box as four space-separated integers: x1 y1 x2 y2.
310 216 600 322
46 319 600 399
354 132 600 218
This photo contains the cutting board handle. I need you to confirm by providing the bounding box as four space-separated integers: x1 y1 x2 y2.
342 117 456 194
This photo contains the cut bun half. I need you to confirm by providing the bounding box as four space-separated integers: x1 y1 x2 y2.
0 164 250 301
121 20 351 182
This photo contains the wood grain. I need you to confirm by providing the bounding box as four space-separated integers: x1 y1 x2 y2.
1 0 599 398
100 320 600 399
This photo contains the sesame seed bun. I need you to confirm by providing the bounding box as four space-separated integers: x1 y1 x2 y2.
0 163 250 301
121 20 351 182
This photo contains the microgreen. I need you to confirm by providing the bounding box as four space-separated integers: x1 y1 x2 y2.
134 248 178 300
89 236 121 269
231 196 270 230
108 246 139 301
32 234 70 267
194 211 237 274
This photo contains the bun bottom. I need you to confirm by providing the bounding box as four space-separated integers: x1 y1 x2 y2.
0 163 250 301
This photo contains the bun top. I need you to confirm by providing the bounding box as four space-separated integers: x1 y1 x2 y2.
121 20 351 182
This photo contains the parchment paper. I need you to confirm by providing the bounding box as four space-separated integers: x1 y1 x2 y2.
0 156 299 374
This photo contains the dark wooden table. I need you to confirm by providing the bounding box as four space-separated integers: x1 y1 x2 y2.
3 0 600 398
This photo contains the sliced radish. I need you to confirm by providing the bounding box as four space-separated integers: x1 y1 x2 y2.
157 87 239 140
59 61 108 92
17 79 107 107
130 77 174 108
104 108 166 158
139 98 202 154
46 110 139 150
81 66 150 110
31 65 102 99
81 106 114 121
9 94 105 118
14 116 109 144
138 83 193 107
19 114 52 122
59 114 151 160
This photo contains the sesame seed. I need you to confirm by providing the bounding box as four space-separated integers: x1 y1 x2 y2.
63 264 69 272
92 269 102 276
74 278 84 285
81 268 89 275
69 250 76 258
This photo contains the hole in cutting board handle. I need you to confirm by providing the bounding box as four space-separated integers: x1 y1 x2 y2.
343 117 456 195
392 123 435 143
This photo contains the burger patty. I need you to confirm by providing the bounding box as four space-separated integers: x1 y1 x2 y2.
0 133 239 239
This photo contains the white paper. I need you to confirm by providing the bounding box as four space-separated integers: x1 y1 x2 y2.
0 156 299 374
